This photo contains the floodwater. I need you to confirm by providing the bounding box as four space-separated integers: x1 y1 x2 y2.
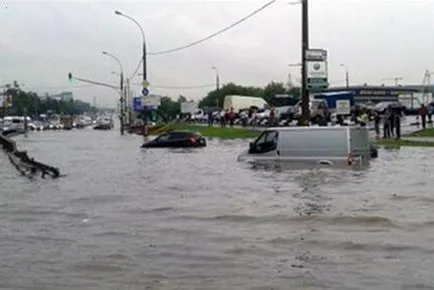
1 129 434 290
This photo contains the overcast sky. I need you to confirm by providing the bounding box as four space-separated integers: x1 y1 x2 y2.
1 0 434 107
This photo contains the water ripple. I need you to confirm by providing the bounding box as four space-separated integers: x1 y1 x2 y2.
1 130 434 289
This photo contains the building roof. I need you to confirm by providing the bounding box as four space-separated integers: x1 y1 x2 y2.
323 85 419 92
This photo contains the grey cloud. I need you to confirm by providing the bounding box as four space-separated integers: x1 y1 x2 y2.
1 0 434 107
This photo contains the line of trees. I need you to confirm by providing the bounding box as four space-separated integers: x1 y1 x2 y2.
1 80 301 120
146 81 302 120
1 82 96 117
198 81 301 108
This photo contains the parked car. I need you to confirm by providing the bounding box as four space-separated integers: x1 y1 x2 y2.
373 101 405 113
141 130 207 148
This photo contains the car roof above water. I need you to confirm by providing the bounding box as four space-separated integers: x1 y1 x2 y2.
166 130 202 136
264 126 357 132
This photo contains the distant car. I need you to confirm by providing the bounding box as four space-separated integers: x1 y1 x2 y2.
141 130 207 148
374 101 405 113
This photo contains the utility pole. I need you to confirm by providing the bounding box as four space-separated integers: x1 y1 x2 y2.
301 0 310 126
126 78 132 126
346 70 349 88
212 66 220 108
119 71 125 135
1 87 5 131
216 74 220 108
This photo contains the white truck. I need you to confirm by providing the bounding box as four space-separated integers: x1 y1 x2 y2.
223 95 268 113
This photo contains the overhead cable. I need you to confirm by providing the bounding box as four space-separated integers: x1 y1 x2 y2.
129 0 276 78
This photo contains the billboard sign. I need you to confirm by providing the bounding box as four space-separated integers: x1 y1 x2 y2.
180 101 198 114
133 96 142 112
306 48 328 91
306 61 327 79
142 95 161 107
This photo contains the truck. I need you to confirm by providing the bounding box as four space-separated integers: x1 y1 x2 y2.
312 91 355 115
223 95 268 113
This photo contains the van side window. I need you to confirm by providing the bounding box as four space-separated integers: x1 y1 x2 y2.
251 131 278 154
265 131 278 144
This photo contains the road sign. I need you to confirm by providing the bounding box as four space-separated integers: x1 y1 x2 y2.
133 96 142 112
142 80 150 88
142 87 149 96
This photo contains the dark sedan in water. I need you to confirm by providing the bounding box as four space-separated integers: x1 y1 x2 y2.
141 130 207 148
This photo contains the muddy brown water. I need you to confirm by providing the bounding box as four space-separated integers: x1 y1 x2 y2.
1 129 434 289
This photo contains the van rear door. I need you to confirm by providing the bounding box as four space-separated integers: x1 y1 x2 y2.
349 127 370 164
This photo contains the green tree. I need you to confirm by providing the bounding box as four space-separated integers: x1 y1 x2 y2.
159 96 180 120
199 82 263 108
2 81 95 117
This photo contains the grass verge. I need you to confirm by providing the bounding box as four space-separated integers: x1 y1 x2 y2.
151 123 434 146
405 128 434 137
375 138 434 147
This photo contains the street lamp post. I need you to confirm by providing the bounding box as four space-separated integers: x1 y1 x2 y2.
115 10 148 131
340 64 349 88
211 66 220 107
103 51 125 135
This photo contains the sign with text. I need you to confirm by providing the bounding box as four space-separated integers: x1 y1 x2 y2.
142 95 161 107
180 101 198 114
133 96 142 112
306 49 327 61
306 61 327 79
306 48 328 90
336 99 351 115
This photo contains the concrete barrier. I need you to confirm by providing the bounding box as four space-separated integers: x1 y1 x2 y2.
0 131 60 179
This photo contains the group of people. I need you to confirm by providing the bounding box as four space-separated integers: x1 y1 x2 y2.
373 108 402 139
208 107 237 128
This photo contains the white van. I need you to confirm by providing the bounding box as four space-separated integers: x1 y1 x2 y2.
237 126 372 167
2 116 32 131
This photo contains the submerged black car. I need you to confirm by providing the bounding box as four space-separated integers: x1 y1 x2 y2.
141 130 207 148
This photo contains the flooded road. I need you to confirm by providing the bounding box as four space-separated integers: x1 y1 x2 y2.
1 129 434 289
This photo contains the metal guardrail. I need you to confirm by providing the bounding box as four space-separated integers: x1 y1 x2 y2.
0 130 60 179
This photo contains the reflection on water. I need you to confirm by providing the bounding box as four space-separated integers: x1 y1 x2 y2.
1 130 434 289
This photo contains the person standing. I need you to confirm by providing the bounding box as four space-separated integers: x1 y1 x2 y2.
227 107 235 127
420 104 428 129
383 109 391 139
219 109 226 127
207 111 213 127
374 111 381 139
395 108 402 139
269 107 276 127
389 108 395 138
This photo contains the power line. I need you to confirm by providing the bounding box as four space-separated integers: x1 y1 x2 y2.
131 83 216 89
149 0 276 55
24 83 216 91
129 0 277 78
24 84 96 90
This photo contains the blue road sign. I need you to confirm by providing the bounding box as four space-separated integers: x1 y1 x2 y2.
142 87 149 96
133 96 142 112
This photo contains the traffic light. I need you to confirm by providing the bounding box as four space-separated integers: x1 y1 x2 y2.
68 72 73 82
